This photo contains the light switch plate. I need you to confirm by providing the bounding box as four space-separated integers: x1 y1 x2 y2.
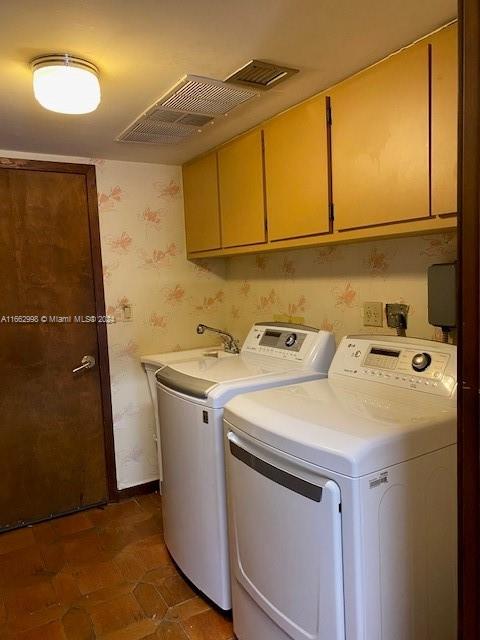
363 301 383 327
121 303 133 322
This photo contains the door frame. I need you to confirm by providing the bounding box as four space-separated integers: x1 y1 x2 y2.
1 157 118 501
458 1 480 637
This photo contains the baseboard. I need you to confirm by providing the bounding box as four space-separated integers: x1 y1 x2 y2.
116 479 160 500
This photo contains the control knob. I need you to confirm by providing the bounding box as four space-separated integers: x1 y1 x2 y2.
285 333 297 348
412 352 432 372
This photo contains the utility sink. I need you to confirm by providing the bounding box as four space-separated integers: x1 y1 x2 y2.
203 350 237 359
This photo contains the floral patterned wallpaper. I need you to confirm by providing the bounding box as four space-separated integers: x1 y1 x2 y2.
94 159 227 489
0 149 457 490
224 233 457 345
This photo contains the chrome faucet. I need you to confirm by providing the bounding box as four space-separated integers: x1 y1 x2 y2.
196 324 240 354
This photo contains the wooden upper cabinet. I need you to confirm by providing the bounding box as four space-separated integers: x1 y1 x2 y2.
330 42 430 230
218 130 266 248
431 23 458 215
264 95 330 241
183 152 221 253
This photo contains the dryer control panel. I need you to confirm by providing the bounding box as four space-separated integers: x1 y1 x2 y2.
329 335 457 397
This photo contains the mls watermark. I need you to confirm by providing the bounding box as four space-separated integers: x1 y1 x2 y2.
0 315 115 324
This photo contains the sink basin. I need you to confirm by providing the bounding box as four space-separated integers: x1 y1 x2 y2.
203 350 237 359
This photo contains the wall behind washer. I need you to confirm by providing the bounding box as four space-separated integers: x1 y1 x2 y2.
224 233 457 344
94 159 226 489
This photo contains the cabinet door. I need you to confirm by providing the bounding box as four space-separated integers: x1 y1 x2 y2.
431 23 458 215
183 152 221 253
264 96 330 241
331 43 430 230
218 130 266 248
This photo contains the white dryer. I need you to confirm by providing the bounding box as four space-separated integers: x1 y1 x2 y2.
224 335 457 640
155 323 335 609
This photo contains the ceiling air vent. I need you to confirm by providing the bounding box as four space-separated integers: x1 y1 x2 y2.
226 60 299 90
118 119 198 145
159 75 258 115
117 75 258 145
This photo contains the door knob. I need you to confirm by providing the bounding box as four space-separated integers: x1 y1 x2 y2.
72 355 96 374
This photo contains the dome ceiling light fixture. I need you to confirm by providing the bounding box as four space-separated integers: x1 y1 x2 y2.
31 54 101 115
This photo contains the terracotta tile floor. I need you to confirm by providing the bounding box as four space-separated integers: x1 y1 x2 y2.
0 494 235 639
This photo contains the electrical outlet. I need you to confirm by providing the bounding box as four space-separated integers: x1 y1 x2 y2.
363 301 383 327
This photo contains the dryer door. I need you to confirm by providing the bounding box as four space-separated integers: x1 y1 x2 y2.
226 426 345 640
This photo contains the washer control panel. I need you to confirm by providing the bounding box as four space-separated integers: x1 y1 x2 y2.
330 336 457 397
258 329 306 352
241 323 324 363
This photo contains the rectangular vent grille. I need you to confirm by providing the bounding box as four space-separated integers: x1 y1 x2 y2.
118 120 198 145
226 60 299 90
148 108 213 127
148 109 183 123
177 113 213 127
116 75 258 145
160 76 258 115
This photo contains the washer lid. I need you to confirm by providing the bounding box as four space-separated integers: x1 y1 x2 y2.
140 345 226 368
224 378 457 477
155 352 317 406
156 365 215 399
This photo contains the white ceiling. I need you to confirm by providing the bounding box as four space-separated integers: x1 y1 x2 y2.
1 0 456 165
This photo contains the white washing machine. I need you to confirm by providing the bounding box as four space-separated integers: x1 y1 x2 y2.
141 345 226 487
224 335 457 640
155 323 336 609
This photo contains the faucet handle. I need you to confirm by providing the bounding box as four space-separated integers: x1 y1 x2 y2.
196 323 240 354
221 335 240 354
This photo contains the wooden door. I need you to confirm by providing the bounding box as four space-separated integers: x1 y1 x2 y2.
330 42 430 230
264 95 330 241
183 152 221 253
218 130 266 248
431 23 458 216
0 160 113 531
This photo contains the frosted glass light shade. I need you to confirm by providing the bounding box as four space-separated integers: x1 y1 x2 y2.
32 55 101 114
